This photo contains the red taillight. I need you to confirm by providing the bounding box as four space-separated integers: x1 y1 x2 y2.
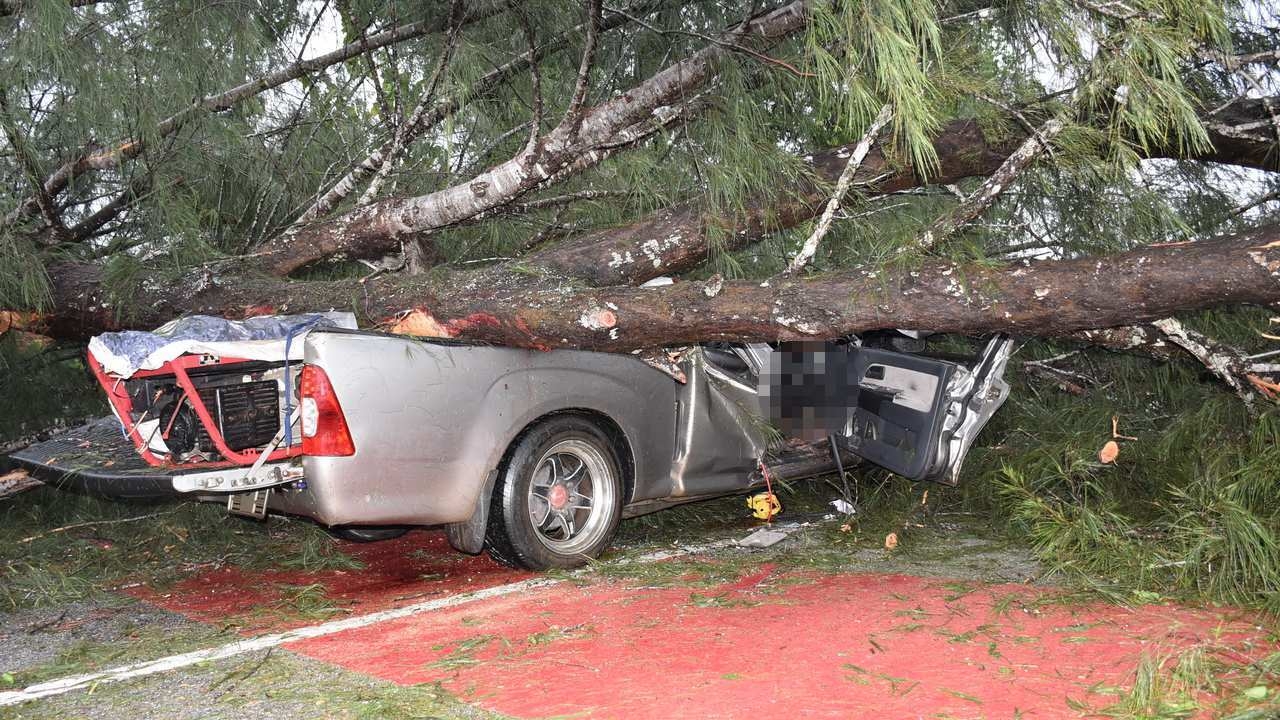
299 365 355 457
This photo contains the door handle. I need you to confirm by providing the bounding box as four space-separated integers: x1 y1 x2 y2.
857 382 902 399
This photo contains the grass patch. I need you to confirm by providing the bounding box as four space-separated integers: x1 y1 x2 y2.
1072 647 1280 719
959 331 1280 611
0 487 362 611
5 648 508 720
6 620 231 688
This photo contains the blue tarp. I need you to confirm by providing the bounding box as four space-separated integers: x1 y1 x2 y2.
88 312 358 377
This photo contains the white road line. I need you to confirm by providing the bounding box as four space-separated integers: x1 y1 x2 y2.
0 539 754 707
0 577 558 707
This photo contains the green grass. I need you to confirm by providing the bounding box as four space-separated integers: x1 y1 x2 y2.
5 621 232 689
4 648 511 720
1069 647 1280 719
0 488 362 611
956 321 1280 611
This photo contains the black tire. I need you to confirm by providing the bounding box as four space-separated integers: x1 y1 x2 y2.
329 525 410 543
485 415 624 570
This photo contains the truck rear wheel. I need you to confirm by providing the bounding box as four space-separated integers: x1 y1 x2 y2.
485 416 623 570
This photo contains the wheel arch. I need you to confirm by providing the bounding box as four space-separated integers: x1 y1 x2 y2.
498 408 636 504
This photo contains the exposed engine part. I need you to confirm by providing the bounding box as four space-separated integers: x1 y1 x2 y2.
154 397 199 456
194 379 280 451
123 361 289 461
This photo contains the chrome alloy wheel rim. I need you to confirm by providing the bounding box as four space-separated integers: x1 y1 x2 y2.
527 438 615 554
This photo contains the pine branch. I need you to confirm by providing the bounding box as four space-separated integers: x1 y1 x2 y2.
1199 48 1280 69
512 2 545 157
501 190 622 215
5 1 507 226
334 0 397 128
1230 188 1280 217
603 3 814 78
1074 0 1163 22
911 117 1065 253
784 103 893 274
258 1 812 276
357 0 465 206
559 0 604 141
0 92 66 239
63 174 183 244
526 92 712 190
453 121 532 178
290 0 668 227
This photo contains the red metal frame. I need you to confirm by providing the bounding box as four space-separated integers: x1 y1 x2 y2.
87 350 303 469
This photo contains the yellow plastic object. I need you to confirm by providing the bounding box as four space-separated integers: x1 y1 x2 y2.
747 492 781 520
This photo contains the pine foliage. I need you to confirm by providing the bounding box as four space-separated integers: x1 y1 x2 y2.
0 0 1278 609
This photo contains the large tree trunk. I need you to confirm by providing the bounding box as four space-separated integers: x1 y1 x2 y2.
35 223 1280 350
260 93 1280 281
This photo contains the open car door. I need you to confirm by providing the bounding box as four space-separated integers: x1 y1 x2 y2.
842 336 1013 484
767 335 1014 485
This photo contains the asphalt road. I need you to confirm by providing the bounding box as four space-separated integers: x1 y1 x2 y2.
2 516 1276 719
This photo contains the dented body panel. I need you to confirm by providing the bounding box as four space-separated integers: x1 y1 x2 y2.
267 330 762 527
10 329 1012 543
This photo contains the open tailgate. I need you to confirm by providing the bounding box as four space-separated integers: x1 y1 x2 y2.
7 417 180 498
6 417 302 499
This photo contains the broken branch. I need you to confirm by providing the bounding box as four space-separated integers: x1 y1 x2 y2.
911 117 1065 253
784 103 893 274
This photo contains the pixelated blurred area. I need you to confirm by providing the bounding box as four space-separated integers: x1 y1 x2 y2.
762 341 856 442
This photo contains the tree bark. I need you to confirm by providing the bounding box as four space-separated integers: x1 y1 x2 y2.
34 223 1280 352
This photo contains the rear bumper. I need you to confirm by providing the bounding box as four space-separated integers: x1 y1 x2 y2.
6 417 300 499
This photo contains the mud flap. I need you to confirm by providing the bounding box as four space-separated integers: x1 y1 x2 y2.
227 488 272 519
445 469 498 555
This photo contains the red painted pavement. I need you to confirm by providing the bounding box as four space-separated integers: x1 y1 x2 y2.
286 570 1274 719
129 530 528 632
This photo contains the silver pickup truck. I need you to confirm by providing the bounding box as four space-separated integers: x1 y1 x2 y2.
9 329 1012 569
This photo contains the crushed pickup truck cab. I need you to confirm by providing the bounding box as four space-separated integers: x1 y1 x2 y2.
9 323 1013 569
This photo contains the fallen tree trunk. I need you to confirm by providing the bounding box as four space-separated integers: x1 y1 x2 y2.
256 94 1279 279
35 223 1280 350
